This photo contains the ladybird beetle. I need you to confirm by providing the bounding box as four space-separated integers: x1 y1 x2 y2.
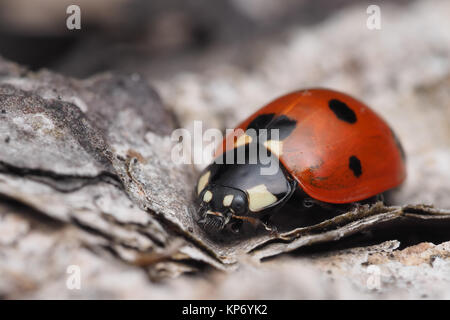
196 89 406 235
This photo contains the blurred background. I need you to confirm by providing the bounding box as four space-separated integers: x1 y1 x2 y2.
0 0 411 77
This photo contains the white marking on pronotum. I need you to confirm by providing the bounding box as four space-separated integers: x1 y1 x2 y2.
264 140 283 157
246 184 277 212
223 194 234 207
203 190 213 203
197 171 210 195
234 134 253 148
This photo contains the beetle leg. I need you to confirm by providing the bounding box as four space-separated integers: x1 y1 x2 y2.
230 214 260 228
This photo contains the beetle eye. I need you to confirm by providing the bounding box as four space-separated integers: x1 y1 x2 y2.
232 196 246 214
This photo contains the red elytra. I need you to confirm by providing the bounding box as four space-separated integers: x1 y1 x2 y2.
216 88 406 204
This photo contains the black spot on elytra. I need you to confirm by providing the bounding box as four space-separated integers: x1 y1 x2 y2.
247 113 275 131
329 99 357 124
267 115 297 140
349 155 362 177
246 113 297 141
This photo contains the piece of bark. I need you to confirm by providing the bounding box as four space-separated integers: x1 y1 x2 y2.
0 60 224 277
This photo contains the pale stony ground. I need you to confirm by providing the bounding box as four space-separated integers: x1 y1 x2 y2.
0 0 449 299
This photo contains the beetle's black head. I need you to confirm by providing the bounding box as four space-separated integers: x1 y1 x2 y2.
195 113 298 235
197 184 248 232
